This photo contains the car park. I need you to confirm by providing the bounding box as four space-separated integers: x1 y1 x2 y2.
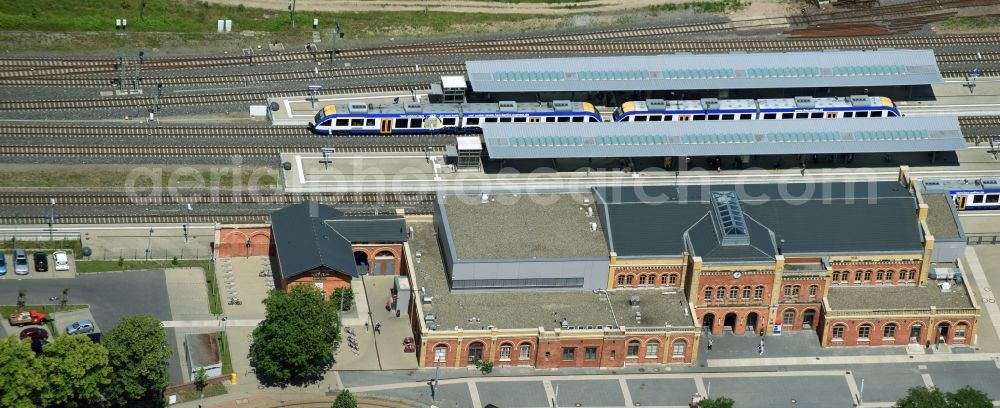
20 327 49 341
53 251 69 271
33 252 48 272
14 249 29 275
0 252 6 275
66 319 95 335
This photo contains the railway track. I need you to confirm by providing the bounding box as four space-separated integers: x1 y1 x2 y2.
0 192 436 206
0 83 432 111
0 144 446 157
0 63 465 88
959 116 1000 128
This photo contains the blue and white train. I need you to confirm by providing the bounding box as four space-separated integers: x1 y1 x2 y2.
923 178 1000 211
310 100 600 135
612 95 899 122
309 95 899 135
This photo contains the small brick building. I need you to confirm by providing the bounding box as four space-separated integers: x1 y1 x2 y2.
270 201 406 296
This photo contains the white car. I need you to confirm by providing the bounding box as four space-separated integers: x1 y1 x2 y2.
53 251 69 271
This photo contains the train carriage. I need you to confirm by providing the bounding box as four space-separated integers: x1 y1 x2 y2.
612 95 900 122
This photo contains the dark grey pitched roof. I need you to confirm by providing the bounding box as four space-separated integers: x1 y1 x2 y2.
594 181 923 260
325 217 407 243
271 201 358 280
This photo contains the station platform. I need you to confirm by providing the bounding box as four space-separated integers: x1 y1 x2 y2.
267 90 429 126
899 77 1000 116
279 148 996 193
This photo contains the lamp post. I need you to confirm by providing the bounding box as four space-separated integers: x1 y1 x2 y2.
184 203 192 243
432 359 442 400
288 0 296 28
146 227 154 260
331 22 343 65
46 198 57 243
321 147 335 170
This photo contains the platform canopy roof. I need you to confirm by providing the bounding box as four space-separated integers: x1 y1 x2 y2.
466 49 942 92
481 116 965 159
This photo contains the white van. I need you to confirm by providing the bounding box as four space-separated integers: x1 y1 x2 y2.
53 251 70 271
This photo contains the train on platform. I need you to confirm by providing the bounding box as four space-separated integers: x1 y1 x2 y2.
925 178 1000 211
309 95 900 135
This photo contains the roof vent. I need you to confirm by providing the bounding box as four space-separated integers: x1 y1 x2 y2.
646 99 666 110
403 102 423 113
481 193 489 202
590 222 598 232
348 102 369 113
921 179 943 192
552 100 572 112
940 282 952 292
981 177 999 185
700 98 720 110
498 101 517 112
794 96 815 108
560 318 570 328
849 95 871 107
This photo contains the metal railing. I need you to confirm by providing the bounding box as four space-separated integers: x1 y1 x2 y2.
967 234 1000 245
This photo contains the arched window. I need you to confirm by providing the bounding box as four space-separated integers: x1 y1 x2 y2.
499 343 513 361
661 274 669 285
639 275 647 285
617 275 625 287
375 250 395 258
908 270 917 280
784 285 792 297
753 286 764 300
467 342 484 364
832 324 846 340
626 275 634 285
858 324 872 340
876 270 885 282
729 287 738 300
887 271 895 281
672 339 687 357
956 323 967 338
645 340 659 357
518 343 532 360
854 271 863 281
792 285 800 296
832 271 840 282
434 344 448 363
863 270 872 281
704 286 713 301
742 286 751 300
716 287 726 300
627 340 640 357
808 285 818 298
669 274 678 285
883 323 897 339
782 309 796 326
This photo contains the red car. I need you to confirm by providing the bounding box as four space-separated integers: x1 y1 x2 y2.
20 327 49 341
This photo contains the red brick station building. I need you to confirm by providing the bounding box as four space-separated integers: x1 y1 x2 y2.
259 170 979 370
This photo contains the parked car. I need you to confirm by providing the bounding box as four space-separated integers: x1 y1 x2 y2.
13 249 29 275
66 320 95 335
8 310 47 326
53 251 69 271
33 252 48 272
31 339 48 355
20 327 49 341
0 252 6 275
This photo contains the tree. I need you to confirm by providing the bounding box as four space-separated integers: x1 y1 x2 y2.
945 385 992 408
698 396 735 408
330 287 355 311
474 359 494 375
897 386 949 408
102 314 173 405
331 389 358 408
0 337 41 408
250 284 341 384
194 367 208 401
16 288 27 309
38 335 111 407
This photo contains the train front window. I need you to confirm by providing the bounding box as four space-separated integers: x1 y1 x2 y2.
973 195 985 204
315 112 325 124
887 111 898 117
319 119 331 127
335 118 349 126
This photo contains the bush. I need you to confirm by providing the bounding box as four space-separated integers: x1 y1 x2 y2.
329 288 354 312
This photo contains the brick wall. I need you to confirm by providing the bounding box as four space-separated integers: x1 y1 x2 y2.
282 266 352 297
828 260 923 287
352 244 404 275
823 316 975 347
611 265 684 289
217 226 272 258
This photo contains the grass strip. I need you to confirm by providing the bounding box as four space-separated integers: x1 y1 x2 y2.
218 331 233 374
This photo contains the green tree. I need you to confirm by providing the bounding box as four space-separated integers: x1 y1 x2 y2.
897 386 948 408
0 337 41 408
945 386 992 408
330 287 355 311
331 389 358 408
250 284 341 384
699 396 735 408
102 314 173 405
194 367 208 401
38 335 111 407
